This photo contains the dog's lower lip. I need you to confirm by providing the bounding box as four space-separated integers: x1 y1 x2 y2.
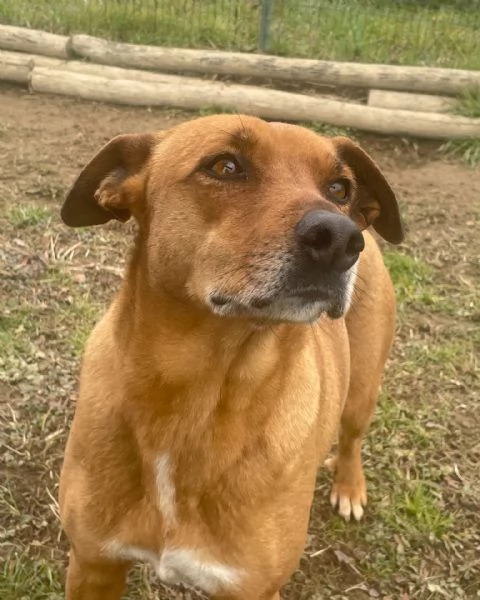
289 289 330 302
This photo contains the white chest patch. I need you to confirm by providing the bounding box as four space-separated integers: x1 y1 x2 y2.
157 547 243 593
155 453 177 528
344 261 359 313
104 542 243 594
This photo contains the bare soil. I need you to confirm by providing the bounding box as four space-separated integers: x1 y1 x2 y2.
0 82 479 600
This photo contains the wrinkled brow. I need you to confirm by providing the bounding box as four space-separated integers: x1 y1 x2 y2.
213 126 258 151
331 158 349 176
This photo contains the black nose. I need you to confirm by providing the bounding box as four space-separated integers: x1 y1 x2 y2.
295 210 365 271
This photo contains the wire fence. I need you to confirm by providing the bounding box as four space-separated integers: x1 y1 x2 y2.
1 0 479 69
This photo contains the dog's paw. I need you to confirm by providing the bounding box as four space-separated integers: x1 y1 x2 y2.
324 456 367 521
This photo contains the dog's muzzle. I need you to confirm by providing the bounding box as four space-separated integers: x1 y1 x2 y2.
208 211 363 323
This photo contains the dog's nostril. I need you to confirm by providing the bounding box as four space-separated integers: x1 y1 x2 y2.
346 231 365 256
211 294 229 307
307 227 332 252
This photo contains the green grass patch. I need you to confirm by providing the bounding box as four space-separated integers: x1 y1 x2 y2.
384 249 479 319
443 137 480 168
66 294 104 357
373 393 437 451
383 251 433 304
271 1 480 69
307 122 357 139
455 89 480 119
0 264 103 372
383 482 454 541
0 553 63 600
5 204 51 228
402 336 478 381
0 308 41 358
442 89 480 168
0 0 478 68
197 106 240 118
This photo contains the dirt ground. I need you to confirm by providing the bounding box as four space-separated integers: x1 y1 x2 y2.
0 83 479 600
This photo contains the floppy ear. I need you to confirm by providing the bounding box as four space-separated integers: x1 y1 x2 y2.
61 132 160 227
333 136 405 244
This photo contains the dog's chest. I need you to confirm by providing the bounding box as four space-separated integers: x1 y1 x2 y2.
104 349 326 593
105 541 243 593
104 452 244 594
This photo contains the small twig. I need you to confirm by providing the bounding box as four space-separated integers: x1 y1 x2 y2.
309 546 330 558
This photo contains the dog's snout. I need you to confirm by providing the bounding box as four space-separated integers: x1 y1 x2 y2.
295 210 365 271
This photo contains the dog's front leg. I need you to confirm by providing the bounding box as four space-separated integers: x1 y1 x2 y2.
65 550 128 600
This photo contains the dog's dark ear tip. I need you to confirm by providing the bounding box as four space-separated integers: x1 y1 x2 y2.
382 226 405 246
390 234 405 245
60 203 75 227
60 196 114 228
60 203 73 226
387 224 406 245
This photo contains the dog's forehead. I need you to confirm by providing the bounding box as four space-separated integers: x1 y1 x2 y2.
268 122 337 157
151 115 339 175
160 115 332 151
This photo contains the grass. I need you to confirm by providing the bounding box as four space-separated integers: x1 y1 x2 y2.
0 0 478 68
270 1 480 69
307 122 358 140
6 204 51 228
383 250 479 320
65 294 104 357
442 89 480 168
383 252 433 306
0 554 63 600
443 137 480 168
455 89 480 119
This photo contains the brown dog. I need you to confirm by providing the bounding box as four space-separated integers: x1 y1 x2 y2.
59 114 403 600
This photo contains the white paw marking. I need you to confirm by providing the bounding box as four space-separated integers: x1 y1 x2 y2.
351 501 364 521
330 490 365 522
338 495 352 521
326 457 366 522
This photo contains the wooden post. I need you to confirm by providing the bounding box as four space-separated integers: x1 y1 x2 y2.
70 34 480 95
0 25 70 59
29 67 480 139
0 49 31 83
368 90 458 114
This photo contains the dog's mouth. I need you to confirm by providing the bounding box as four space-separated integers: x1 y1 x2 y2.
207 270 356 323
212 287 332 308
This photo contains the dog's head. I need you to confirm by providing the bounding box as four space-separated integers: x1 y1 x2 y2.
62 115 403 323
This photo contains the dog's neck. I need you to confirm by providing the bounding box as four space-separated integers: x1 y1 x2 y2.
113 245 297 390
109 247 314 473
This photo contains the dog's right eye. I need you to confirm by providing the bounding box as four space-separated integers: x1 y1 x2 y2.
202 154 246 180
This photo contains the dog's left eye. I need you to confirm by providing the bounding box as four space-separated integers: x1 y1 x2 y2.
328 180 349 202
203 155 246 180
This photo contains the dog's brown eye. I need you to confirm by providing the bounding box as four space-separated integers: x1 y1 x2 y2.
328 181 349 203
204 155 245 180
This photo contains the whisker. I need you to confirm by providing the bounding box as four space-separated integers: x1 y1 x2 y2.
237 113 248 139
211 125 247 145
